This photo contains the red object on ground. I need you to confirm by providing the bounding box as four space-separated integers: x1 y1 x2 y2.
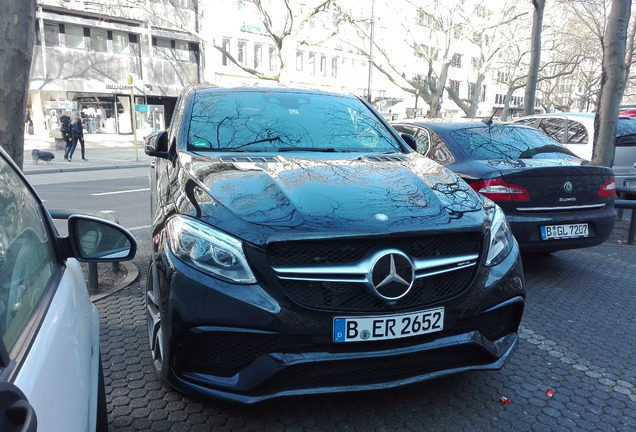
546 389 554 397
500 396 511 405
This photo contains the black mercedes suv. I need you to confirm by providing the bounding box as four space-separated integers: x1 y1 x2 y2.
144 85 525 403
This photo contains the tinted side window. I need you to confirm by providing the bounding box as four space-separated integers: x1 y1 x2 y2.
538 118 565 143
0 157 58 352
393 125 430 156
566 120 588 144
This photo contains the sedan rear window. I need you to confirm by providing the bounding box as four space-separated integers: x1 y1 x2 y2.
448 125 578 160
187 91 403 153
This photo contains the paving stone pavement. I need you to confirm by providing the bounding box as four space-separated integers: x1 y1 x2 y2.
95 231 636 432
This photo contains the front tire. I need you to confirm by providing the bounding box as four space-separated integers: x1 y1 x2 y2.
146 261 170 385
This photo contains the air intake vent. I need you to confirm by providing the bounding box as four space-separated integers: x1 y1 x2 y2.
219 156 280 163
364 155 410 162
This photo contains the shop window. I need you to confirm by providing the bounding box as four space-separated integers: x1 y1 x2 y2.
113 31 130 54
222 38 230 66
254 44 262 69
308 52 316 75
296 50 303 71
43 23 60 47
65 25 85 49
91 28 107 52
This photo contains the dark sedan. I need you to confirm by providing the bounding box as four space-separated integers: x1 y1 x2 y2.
391 120 616 253
144 86 525 403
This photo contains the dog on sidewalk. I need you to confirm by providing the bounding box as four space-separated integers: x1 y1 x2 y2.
31 149 55 164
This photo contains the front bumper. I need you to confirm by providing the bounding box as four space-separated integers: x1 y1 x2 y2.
155 239 525 403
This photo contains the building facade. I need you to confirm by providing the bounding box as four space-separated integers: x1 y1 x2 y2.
29 0 202 138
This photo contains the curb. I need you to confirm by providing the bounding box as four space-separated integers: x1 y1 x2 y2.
90 261 140 303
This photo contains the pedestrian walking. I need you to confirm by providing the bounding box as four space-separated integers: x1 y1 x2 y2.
66 110 87 162
60 111 72 158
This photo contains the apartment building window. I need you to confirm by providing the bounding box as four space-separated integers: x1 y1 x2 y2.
65 25 85 49
238 40 246 64
112 31 129 54
308 52 316 75
43 23 59 47
221 37 230 66
449 80 460 95
320 55 327 77
332 57 338 78
472 32 481 44
296 50 303 71
254 44 263 69
451 53 462 68
471 57 481 69
480 85 487 102
269 46 277 71
90 28 107 52
495 94 504 104
496 71 509 82
453 25 463 39
417 9 439 29
468 82 476 99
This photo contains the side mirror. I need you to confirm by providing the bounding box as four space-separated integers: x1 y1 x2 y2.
401 133 417 151
67 215 137 262
144 131 170 160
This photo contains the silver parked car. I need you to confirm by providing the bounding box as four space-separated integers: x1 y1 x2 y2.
514 113 636 188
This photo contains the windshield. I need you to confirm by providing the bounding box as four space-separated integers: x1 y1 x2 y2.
187 90 403 153
448 125 577 160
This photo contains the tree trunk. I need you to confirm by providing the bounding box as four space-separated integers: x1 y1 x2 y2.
593 0 632 168
523 0 545 116
0 1 36 170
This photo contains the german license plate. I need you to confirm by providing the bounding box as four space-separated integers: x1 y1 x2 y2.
333 307 444 343
624 179 636 188
540 223 589 240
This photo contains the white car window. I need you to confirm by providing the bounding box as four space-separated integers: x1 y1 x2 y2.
567 120 588 144
0 156 58 352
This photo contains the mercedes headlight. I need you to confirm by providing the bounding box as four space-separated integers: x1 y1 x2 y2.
484 200 515 267
165 215 257 284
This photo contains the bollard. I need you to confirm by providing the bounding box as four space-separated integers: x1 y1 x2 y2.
88 262 99 293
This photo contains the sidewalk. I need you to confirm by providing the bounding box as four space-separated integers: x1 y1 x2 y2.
23 132 151 175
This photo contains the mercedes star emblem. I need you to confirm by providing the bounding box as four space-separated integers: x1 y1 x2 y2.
369 251 415 300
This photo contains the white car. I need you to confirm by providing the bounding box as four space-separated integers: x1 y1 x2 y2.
514 112 636 188
0 146 136 431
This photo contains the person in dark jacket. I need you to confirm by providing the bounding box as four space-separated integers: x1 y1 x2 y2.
60 111 72 158
66 110 87 162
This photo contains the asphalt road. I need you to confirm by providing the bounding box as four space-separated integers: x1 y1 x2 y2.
30 169 636 431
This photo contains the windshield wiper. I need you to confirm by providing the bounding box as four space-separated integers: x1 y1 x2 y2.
241 136 282 147
278 147 338 152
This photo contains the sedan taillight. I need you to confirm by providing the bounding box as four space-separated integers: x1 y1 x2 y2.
470 179 530 201
599 176 616 197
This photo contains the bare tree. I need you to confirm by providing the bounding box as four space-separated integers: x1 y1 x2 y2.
122 0 342 83
593 0 632 167
523 0 545 116
0 0 36 170
340 0 525 117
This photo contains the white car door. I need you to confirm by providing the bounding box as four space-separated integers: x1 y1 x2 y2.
0 148 136 432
